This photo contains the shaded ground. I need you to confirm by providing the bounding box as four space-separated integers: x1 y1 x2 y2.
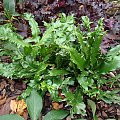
0 0 120 119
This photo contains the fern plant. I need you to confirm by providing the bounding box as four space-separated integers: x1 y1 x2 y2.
3 0 24 21
0 13 120 119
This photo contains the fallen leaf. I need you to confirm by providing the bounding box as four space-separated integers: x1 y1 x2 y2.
7 79 15 85
1 89 6 98
0 95 4 100
102 111 108 118
0 97 7 106
10 100 18 113
0 96 17 116
58 103 63 109
52 102 63 110
10 85 14 92
0 81 7 91
22 109 28 120
17 99 27 115
52 102 59 110
10 99 27 115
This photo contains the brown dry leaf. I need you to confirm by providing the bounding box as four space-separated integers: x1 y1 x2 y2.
0 95 4 100
52 102 59 110
10 100 18 112
58 103 63 109
0 97 7 106
102 111 108 118
7 79 15 85
10 99 27 115
0 96 17 116
22 109 28 120
17 99 27 115
10 85 14 92
0 81 7 91
2 89 6 98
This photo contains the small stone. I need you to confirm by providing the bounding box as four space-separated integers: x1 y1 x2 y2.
109 72 115 77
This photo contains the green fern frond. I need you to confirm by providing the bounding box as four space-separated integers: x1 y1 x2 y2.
0 63 15 78
24 13 40 39
0 24 29 47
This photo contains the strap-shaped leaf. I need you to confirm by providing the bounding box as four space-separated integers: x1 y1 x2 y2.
100 45 120 73
87 99 96 117
24 13 40 39
49 69 69 76
0 25 29 47
100 56 120 73
62 46 85 70
43 110 69 120
0 114 24 120
26 89 43 120
107 45 120 57
3 0 15 14
90 35 102 66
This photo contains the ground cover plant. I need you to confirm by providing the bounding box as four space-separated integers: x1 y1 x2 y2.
0 11 120 120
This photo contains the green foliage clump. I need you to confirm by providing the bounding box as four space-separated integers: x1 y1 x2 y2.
0 13 120 119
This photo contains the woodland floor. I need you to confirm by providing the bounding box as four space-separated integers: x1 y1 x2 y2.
0 0 120 120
